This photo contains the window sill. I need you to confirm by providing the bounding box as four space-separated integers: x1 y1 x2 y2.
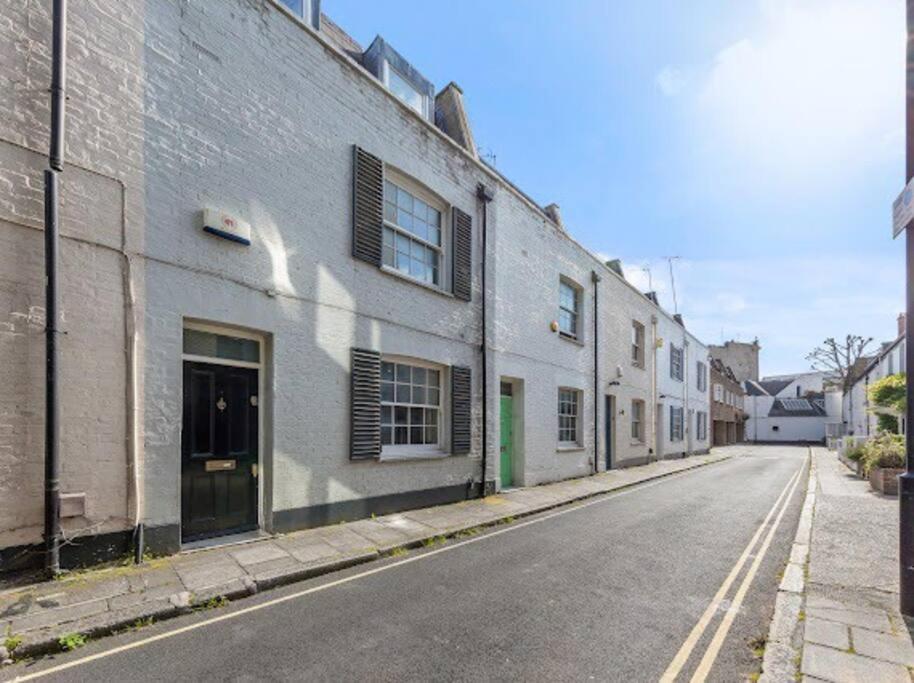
630 439 645 446
558 333 585 348
557 444 585 453
379 447 451 463
631 362 645 370
379 265 456 299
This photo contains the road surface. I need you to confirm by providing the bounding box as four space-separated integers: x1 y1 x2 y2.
4 444 807 682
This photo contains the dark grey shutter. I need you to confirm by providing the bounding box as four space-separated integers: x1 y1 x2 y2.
451 207 472 301
352 146 383 266
351 348 381 459
451 366 471 454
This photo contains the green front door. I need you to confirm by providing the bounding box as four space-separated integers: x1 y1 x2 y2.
500 395 514 487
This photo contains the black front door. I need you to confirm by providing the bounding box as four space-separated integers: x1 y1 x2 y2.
182 361 259 542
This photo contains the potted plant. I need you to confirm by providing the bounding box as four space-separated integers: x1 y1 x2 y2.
842 442 866 478
862 432 905 495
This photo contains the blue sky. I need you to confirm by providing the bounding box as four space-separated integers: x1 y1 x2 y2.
327 0 906 376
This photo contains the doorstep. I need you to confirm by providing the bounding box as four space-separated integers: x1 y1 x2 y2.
0 451 732 663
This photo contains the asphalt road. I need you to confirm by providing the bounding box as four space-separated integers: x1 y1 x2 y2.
5 444 807 683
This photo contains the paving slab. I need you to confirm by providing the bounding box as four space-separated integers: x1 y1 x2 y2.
801 643 910 683
319 526 381 552
228 542 291 568
807 604 894 633
804 617 849 650
173 556 246 591
275 536 341 565
344 519 411 548
851 626 914 666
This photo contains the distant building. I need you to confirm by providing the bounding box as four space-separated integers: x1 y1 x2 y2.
743 371 841 443
843 314 906 437
710 359 746 445
709 340 760 384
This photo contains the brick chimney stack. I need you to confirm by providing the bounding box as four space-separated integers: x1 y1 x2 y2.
544 203 564 230
900 312 907 338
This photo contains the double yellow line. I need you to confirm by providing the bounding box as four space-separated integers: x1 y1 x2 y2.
660 460 806 682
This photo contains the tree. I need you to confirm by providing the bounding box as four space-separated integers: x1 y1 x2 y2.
805 335 873 394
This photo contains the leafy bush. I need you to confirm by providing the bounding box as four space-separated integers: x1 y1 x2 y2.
862 432 905 475
845 443 866 462
877 413 900 434
868 374 906 413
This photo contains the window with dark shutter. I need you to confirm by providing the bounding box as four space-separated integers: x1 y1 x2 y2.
451 366 471 454
352 146 384 266
351 348 381 459
451 207 472 301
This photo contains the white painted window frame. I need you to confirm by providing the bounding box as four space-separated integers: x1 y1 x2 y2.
670 344 683 381
382 60 429 118
670 405 684 442
382 168 449 292
379 354 447 460
632 321 645 367
558 278 581 341
558 387 582 446
631 399 644 442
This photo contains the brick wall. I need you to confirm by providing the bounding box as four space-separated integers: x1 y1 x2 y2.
0 0 145 558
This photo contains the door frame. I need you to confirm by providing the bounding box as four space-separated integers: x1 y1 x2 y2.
499 391 514 488
604 394 615 470
182 320 266 541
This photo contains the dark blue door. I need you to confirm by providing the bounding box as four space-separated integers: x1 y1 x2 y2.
605 395 614 470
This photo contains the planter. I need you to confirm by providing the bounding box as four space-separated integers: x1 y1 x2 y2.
837 452 864 478
869 467 903 496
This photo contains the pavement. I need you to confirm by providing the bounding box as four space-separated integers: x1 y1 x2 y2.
0 450 731 664
761 446 914 683
0 444 807 682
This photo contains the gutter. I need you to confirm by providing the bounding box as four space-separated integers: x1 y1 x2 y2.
43 0 67 577
650 315 657 461
477 183 494 496
592 270 601 474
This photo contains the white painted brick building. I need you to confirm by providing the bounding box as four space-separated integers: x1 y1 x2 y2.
0 0 714 570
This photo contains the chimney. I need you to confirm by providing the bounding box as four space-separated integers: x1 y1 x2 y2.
434 82 477 158
544 203 563 229
899 312 907 338
605 259 624 278
673 313 685 327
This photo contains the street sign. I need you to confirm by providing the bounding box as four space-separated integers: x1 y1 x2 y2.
893 177 914 238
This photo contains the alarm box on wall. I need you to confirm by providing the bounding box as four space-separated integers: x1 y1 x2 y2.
202 208 252 246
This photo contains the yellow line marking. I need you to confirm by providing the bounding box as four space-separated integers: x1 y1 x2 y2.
11 462 723 682
659 463 803 682
687 459 804 682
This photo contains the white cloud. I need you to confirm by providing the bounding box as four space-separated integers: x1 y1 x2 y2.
676 0 903 194
655 66 688 97
623 254 904 375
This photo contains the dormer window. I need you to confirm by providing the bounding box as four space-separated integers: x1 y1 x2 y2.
385 63 428 117
278 0 318 30
362 37 434 122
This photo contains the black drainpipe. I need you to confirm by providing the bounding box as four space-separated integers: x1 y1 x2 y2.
44 0 67 576
591 270 601 474
477 183 494 497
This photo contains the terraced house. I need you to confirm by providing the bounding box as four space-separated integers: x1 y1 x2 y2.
0 0 713 571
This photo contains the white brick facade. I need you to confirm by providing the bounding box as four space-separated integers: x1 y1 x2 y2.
0 0 716 567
